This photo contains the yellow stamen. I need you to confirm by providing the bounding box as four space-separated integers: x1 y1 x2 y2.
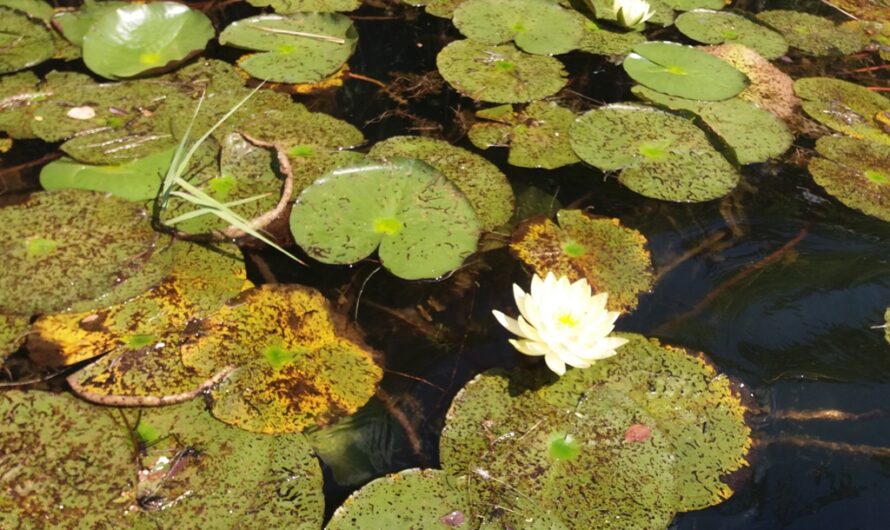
558 314 578 327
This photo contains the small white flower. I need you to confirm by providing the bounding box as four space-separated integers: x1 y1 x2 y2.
492 272 628 376
612 0 655 28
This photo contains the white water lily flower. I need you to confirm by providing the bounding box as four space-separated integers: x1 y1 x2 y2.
492 272 628 376
612 0 655 28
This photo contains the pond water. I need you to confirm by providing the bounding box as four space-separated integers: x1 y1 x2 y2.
1 0 889 528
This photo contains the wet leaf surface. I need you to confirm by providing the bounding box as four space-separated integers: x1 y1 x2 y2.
795 77 890 147
756 10 869 56
809 136 890 223
0 7 54 74
452 0 584 55
675 10 788 60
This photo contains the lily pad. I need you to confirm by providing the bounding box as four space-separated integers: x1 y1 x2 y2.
660 0 723 10
756 10 868 56
82 2 214 79
240 104 364 152
676 10 788 59
570 104 740 202
30 241 248 367
703 43 799 120
421 0 468 18
369 135 515 230
437 39 568 104
575 16 647 55
0 190 170 316
180 284 382 433
794 77 890 147
0 0 53 20
468 101 580 169
326 469 471 529
623 41 749 101
886 307 890 345
826 0 890 21
809 136 890 222
248 0 361 12
286 145 367 195
0 6 54 74
220 13 358 84
40 148 175 201
632 85 793 164
452 0 584 55
290 158 481 280
0 70 41 139
0 313 28 362
510 209 654 312
52 1 127 47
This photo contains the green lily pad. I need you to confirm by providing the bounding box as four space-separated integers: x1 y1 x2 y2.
795 77 890 147
180 284 382 433
369 135 515 230
452 0 584 55
437 39 568 104
660 0 723 10
623 41 749 101
468 101 580 169
676 10 788 59
327 469 471 529
756 10 868 56
703 43 799 121
0 0 53 20
220 13 357 84
82 2 214 79
30 241 248 367
0 313 28 362
570 104 740 202
510 209 654 312
40 148 175 201
286 146 367 195
575 16 647 55
0 391 135 528
632 85 793 164
248 0 361 11
52 1 127 46
291 158 481 279
240 104 364 152
827 0 890 21
0 6 54 74
0 190 170 316
809 136 890 222
0 70 41 139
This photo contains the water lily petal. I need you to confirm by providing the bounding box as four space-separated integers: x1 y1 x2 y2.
544 353 567 375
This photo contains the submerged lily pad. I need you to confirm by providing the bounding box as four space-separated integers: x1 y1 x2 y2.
327 469 470 529
0 6 54 74
632 85 793 164
291 158 481 279
82 2 214 79
452 0 584 55
703 43 799 121
40 148 175 201
794 77 890 147
676 10 788 59
30 241 248 367
570 104 740 202
468 101 580 169
248 0 361 11
0 313 28 362
180 284 382 433
369 135 514 230
437 39 568 104
809 136 890 222
510 209 654 312
0 190 170 316
623 41 749 101
220 13 357 84
756 10 868 56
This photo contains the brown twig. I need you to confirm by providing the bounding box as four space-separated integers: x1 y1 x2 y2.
375 389 424 458
773 408 890 421
765 434 890 458
68 366 235 406
347 73 388 89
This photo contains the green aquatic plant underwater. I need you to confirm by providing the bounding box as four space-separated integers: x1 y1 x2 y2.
0 0 889 527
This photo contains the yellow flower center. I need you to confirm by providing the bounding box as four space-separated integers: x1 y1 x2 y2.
558 314 579 327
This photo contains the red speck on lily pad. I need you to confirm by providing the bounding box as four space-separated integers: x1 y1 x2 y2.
624 423 652 442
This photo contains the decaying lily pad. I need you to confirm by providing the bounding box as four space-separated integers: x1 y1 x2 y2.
0 190 170 316
570 104 740 202
632 85 793 164
0 6 54 74
30 241 248 367
826 0 890 21
82 2 214 79
290 158 481 279
326 469 471 529
794 77 890 147
675 10 788 59
885 307 890 345
756 10 868 56
452 0 584 55
703 43 799 121
437 39 568 104
220 13 358 84
52 1 126 47
0 391 135 528
0 313 28 362
248 0 361 11
809 136 890 222
575 16 647 55
510 209 653 312
369 135 515 230
180 284 382 433
468 101 580 169
623 41 749 101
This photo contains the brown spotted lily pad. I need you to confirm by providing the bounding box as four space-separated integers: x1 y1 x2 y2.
795 77 890 147
809 136 890 222
510 209 653 312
